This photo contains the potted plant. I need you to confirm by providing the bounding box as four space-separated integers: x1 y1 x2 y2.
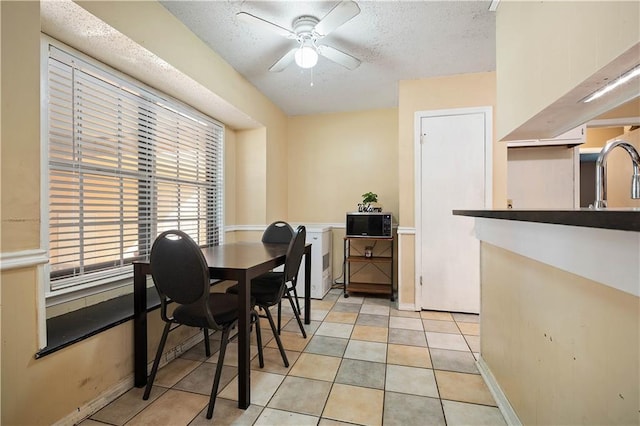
359 192 379 212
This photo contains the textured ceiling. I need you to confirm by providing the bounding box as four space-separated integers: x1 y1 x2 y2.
160 0 497 116
40 1 636 130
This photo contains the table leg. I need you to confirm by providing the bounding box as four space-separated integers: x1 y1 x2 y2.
237 271 251 408
304 246 311 325
133 262 148 387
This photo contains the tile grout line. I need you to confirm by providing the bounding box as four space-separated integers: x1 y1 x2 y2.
99 290 499 426
419 312 449 426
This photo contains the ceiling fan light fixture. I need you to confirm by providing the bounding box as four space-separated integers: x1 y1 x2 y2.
238 1 361 72
295 45 318 69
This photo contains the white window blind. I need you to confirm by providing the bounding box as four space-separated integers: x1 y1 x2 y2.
46 46 223 294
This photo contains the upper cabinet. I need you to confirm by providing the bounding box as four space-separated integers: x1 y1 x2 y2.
496 1 640 142
507 125 584 209
507 144 580 209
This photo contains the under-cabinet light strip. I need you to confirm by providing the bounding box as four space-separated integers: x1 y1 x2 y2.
582 64 640 103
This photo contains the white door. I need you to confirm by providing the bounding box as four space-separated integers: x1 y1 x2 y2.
418 109 489 313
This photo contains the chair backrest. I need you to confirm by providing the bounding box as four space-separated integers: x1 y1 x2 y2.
262 221 295 244
284 225 306 285
150 230 213 323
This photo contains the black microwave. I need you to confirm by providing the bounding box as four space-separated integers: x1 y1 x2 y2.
346 212 393 238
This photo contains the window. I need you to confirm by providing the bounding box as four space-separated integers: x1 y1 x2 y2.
45 44 224 298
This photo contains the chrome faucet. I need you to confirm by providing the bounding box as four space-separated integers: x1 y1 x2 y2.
593 139 640 208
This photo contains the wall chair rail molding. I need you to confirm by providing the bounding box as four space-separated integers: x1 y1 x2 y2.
225 223 343 233
322 223 345 229
0 249 49 271
224 224 267 233
396 226 416 235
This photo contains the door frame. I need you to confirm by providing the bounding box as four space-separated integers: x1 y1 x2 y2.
413 107 493 311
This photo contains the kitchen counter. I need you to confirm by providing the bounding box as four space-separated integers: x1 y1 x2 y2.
452 208 640 232
453 209 639 296
454 208 639 425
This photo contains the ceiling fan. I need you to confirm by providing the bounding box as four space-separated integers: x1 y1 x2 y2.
237 0 362 72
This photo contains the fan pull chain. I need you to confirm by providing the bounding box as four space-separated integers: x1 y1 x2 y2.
310 67 314 87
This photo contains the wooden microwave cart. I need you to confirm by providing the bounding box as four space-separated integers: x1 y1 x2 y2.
343 236 394 301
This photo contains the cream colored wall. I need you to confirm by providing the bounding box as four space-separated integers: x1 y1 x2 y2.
1 3 42 423
397 72 502 306
288 109 399 221
266 122 289 223
496 1 640 140
1 1 40 251
584 127 625 149
287 109 398 278
235 128 267 225
481 242 639 425
224 128 237 226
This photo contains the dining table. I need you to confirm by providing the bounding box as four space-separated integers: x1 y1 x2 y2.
132 241 312 409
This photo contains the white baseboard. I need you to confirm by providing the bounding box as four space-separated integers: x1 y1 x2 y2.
54 329 211 425
477 355 522 426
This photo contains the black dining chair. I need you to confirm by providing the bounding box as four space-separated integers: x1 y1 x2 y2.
227 225 308 367
260 221 305 335
269 224 307 338
142 230 263 420
262 220 295 244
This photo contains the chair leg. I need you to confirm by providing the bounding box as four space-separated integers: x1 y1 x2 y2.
203 328 211 357
143 322 171 400
252 310 264 368
291 285 302 315
286 291 307 338
206 326 231 419
277 301 282 335
263 306 289 367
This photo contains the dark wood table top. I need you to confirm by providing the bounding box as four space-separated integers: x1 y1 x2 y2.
200 242 288 270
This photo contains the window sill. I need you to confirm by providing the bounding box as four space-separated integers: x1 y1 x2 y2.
35 287 161 359
35 279 226 359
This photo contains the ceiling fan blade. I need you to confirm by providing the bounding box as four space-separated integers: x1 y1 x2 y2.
269 48 297 72
313 0 361 37
236 12 296 39
317 45 361 70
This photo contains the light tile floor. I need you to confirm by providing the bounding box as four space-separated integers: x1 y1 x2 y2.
82 288 506 426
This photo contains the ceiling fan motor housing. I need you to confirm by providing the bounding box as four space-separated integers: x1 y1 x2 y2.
293 16 320 43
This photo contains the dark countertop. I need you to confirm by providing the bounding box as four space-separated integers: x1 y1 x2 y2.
452 209 640 232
